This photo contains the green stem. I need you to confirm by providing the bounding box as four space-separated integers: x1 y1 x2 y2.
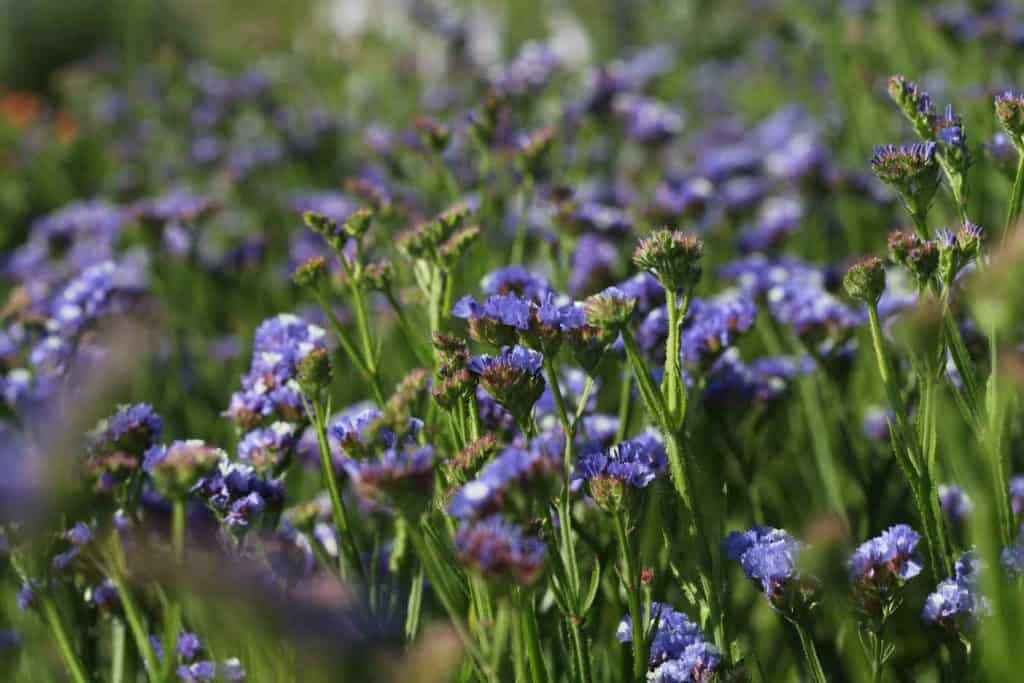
109 533 161 680
40 595 89 683
793 621 827 683
312 400 365 583
1004 151 1024 243
111 617 127 683
661 290 688 429
171 500 185 566
568 616 591 683
866 305 950 578
613 512 646 683
519 592 546 683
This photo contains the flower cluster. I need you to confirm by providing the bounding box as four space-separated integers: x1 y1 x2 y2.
616 602 721 681
226 314 327 427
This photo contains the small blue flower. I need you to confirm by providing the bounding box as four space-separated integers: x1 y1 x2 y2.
848 524 923 584
922 551 990 629
724 526 801 598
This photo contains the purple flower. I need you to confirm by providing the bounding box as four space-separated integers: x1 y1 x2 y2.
17 581 36 611
454 515 546 585
238 423 300 471
724 526 801 597
226 314 327 427
481 266 552 300
616 602 720 678
1009 474 1024 517
681 293 758 368
922 551 990 628
469 346 547 420
848 524 923 584
448 444 560 520
341 445 434 513
570 234 619 296
489 41 560 97
614 94 684 144
177 661 216 682
574 431 667 490
939 484 973 525
177 632 203 662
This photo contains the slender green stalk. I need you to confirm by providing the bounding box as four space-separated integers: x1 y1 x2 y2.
109 532 161 680
613 512 646 683
312 400 365 583
111 617 131 683
661 290 688 428
171 500 185 566
519 591 547 683
567 616 591 683
405 522 488 674
40 595 89 683
866 304 951 578
793 621 828 683
1004 152 1024 243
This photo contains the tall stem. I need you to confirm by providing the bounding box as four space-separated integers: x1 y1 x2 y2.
613 512 646 683
312 400 365 583
1004 152 1024 243
793 621 828 683
40 595 89 683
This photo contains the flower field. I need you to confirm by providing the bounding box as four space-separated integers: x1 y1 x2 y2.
2 1 1024 681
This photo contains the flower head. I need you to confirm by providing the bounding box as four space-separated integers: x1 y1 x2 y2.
843 528 925 593
922 551 990 630
455 515 546 586
633 230 704 293
341 445 435 516
469 346 546 423
870 143 940 218
574 431 667 511
145 440 226 500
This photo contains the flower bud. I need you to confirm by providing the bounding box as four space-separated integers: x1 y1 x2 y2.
589 474 626 513
843 258 886 305
995 91 1024 145
363 259 395 293
887 75 936 141
297 348 332 396
293 256 328 290
342 208 373 240
633 229 704 293
870 143 940 223
584 287 637 332
145 440 225 500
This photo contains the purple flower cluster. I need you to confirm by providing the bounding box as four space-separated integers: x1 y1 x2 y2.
170 631 246 682
226 314 327 427
702 349 811 407
574 431 667 490
724 526 801 598
3 199 125 304
341 445 434 512
848 524 923 585
454 515 546 585
481 266 552 300
237 422 300 472
448 444 561 520
1010 474 1024 518
194 460 286 528
922 551 990 628
680 293 758 368
616 602 721 681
